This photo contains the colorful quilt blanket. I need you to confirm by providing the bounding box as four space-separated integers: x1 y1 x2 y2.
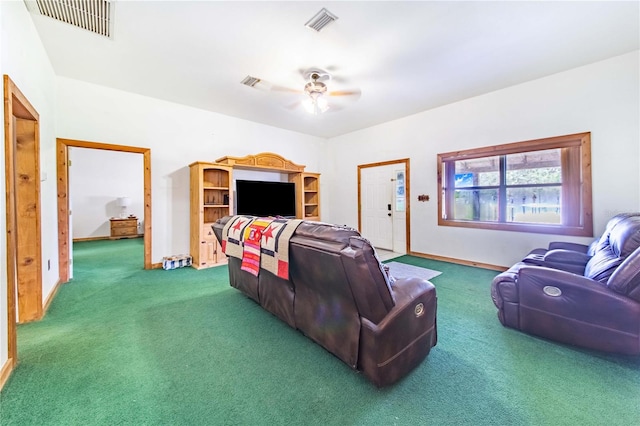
222 216 302 279
221 215 253 259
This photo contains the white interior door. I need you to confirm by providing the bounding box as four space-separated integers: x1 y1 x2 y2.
360 165 395 250
68 147 74 279
68 194 73 280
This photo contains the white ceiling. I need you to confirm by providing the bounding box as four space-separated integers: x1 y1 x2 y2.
27 1 640 138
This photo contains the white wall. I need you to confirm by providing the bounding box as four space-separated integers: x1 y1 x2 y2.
326 51 640 268
69 147 144 238
0 1 58 371
55 77 327 263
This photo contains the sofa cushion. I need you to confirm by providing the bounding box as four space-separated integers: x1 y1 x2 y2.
584 252 622 283
290 235 361 368
608 248 640 299
584 215 640 283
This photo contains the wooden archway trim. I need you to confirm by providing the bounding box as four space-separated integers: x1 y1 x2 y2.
56 138 152 284
3 75 41 387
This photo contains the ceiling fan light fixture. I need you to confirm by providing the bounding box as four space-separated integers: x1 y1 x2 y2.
304 80 327 95
316 96 329 112
303 92 329 115
302 71 331 114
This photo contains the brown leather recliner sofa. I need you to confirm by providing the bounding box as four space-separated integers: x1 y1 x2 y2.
213 215 437 387
491 213 640 354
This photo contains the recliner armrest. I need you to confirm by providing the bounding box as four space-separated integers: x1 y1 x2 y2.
548 241 590 253
538 249 591 274
362 277 436 342
366 277 436 346
358 277 437 387
522 249 590 275
543 249 591 265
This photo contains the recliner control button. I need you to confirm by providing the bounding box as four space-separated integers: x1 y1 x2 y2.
543 286 562 297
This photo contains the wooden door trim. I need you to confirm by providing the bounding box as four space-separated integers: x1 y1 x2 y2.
56 138 152 284
3 75 41 384
357 159 411 253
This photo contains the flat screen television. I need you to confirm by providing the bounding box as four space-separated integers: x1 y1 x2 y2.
236 180 296 218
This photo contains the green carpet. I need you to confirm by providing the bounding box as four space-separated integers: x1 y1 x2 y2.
1 239 639 425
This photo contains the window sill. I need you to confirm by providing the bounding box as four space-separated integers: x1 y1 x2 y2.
438 218 593 237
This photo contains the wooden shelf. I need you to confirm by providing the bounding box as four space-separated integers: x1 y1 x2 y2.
190 162 232 269
194 155 320 230
215 153 323 222
301 173 320 221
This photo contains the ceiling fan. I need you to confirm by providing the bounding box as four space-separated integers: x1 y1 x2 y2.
273 68 361 115
303 71 330 114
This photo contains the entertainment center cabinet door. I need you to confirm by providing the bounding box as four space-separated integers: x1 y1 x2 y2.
189 162 233 269
200 233 224 268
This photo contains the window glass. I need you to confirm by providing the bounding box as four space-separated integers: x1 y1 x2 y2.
454 189 499 221
437 133 592 236
455 156 499 187
505 149 561 185
506 187 561 224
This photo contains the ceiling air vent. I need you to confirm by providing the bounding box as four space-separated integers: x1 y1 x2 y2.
24 0 113 38
240 76 261 87
305 8 338 32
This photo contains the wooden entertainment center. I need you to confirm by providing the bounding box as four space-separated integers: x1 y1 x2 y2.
189 152 320 269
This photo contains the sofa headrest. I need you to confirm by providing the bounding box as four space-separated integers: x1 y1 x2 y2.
340 236 395 323
609 215 640 257
584 215 640 283
588 213 640 256
294 221 360 245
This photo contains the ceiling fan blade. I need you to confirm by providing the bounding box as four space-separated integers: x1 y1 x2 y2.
328 89 361 98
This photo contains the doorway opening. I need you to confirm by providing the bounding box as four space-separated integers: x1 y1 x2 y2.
57 138 152 284
358 158 411 255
